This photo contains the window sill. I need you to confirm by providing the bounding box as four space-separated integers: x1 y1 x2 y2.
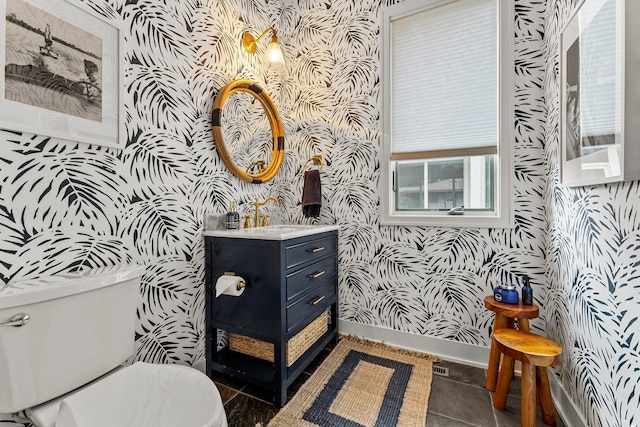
380 212 514 228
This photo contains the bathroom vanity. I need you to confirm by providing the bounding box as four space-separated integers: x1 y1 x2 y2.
204 225 339 407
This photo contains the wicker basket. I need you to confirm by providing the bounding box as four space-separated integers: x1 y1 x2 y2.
229 310 328 367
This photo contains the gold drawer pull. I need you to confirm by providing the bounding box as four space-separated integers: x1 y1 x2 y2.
309 270 325 279
308 246 325 253
310 295 325 305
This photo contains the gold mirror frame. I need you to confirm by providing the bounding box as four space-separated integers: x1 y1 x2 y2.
212 79 285 183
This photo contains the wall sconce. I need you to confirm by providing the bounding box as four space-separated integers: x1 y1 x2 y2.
242 27 285 66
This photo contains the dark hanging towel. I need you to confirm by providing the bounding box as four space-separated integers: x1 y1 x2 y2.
302 169 321 218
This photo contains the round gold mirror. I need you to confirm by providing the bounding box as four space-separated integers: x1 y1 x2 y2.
212 79 284 183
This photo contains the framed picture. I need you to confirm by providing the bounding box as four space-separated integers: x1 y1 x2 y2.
0 0 124 149
560 0 640 186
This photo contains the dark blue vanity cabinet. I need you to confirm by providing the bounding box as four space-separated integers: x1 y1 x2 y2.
205 229 338 407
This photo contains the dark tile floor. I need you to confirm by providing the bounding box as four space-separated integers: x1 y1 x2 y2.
213 346 566 427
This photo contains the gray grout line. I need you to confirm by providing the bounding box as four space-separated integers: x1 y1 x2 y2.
214 382 242 405
489 390 501 427
236 390 275 406
434 373 493 392
429 367 500 426
222 392 238 406
427 410 485 426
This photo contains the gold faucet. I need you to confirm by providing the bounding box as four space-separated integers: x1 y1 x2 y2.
253 197 279 227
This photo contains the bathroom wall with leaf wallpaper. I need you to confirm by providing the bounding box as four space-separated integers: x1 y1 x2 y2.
542 1 640 426
0 0 637 426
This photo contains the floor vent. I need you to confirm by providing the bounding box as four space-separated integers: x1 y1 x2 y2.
433 365 450 377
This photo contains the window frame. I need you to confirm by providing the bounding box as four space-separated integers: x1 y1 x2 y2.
380 0 514 228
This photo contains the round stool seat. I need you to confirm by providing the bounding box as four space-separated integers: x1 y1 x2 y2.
484 296 539 319
493 329 562 367
492 329 562 426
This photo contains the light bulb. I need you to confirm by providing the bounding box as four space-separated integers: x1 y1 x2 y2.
266 38 285 66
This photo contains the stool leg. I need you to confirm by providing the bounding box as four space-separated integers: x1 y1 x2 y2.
521 362 536 427
518 318 530 332
486 314 507 391
537 367 557 426
493 354 514 409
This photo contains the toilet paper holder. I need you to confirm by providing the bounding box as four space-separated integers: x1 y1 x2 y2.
224 272 246 290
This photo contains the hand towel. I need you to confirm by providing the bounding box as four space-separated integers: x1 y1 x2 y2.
302 169 321 218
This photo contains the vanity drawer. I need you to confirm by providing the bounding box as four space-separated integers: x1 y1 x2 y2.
287 280 335 332
285 235 337 270
286 256 337 302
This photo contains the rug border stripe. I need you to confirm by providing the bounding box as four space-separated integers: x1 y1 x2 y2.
267 338 434 427
302 350 414 427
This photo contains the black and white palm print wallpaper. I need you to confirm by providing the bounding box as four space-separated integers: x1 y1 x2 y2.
0 0 637 426
543 1 640 426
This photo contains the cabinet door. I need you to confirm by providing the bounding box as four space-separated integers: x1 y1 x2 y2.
208 238 282 335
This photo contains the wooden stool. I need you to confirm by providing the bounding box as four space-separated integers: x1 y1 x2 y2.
492 329 562 427
484 296 539 391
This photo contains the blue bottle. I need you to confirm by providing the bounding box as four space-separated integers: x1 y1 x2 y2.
521 276 533 306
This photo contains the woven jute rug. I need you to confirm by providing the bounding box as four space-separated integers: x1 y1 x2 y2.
267 336 438 427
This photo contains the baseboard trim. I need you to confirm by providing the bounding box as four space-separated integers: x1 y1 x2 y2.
547 371 588 427
338 320 587 427
338 319 489 368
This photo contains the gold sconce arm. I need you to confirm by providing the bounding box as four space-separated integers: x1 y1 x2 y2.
242 27 284 65
242 27 276 54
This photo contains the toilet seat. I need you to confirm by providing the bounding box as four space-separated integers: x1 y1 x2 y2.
28 362 227 427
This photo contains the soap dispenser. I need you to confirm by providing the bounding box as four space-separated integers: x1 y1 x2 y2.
521 275 533 306
225 201 240 230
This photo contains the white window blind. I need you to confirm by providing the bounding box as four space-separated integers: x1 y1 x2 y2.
391 0 498 160
579 0 620 140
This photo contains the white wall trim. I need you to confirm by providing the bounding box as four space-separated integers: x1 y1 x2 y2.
547 371 589 427
339 320 586 427
339 319 489 368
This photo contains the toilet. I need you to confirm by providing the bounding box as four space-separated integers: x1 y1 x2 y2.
0 265 227 427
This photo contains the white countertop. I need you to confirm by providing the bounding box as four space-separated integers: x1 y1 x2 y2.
203 224 339 241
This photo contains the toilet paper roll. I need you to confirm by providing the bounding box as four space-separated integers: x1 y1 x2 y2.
215 275 246 297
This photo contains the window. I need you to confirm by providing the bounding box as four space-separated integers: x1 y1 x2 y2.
380 0 513 227
395 156 495 211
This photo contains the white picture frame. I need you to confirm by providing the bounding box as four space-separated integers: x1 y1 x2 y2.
560 0 640 186
0 0 124 149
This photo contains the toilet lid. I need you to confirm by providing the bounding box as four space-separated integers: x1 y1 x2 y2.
42 362 226 427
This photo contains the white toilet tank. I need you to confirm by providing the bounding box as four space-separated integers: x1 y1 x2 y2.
0 265 145 414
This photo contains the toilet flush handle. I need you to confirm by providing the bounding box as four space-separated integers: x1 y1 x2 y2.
0 313 30 327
